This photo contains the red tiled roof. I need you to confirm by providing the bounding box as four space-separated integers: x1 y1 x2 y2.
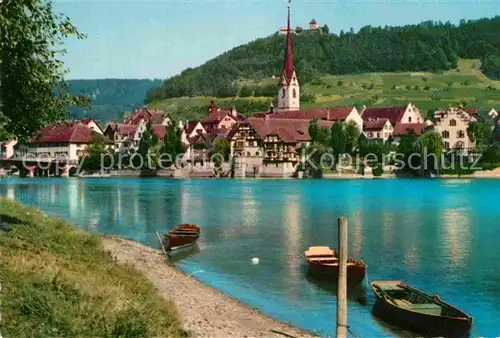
124 108 167 125
393 123 426 136
247 117 334 143
282 7 295 86
116 124 139 137
310 18 317 24
202 109 246 124
151 125 167 140
185 121 203 135
362 106 407 126
266 106 354 121
363 118 389 132
31 122 108 144
150 113 166 124
80 118 94 125
462 107 479 117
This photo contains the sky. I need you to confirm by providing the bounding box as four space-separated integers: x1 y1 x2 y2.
53 0 500 80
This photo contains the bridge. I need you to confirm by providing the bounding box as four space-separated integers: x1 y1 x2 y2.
0 154 79 177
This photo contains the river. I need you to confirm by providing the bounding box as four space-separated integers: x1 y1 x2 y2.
1 177 499 337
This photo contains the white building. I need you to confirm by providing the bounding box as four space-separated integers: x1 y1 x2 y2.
434 107 477 151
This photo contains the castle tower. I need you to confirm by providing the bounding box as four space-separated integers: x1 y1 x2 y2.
277 5 300 112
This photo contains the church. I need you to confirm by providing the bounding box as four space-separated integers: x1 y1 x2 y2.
181 4 436 178
225 6 363 177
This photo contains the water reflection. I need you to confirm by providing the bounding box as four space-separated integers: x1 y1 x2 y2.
441 208 470 270
351 211 363 258
283 193 301 299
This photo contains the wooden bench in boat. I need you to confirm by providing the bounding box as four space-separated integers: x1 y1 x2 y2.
393 299 442 315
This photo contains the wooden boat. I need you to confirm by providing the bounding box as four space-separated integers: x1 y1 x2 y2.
304 246 367 285
163 224 200 251
371 281 473 338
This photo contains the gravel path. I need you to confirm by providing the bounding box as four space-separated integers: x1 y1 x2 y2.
101 236 316 338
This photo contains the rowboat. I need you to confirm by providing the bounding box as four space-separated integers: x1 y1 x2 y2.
304 246 367 285
163 224 200 251
371 280 472 337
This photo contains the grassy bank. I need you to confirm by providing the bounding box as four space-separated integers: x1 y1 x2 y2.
0 198 182 337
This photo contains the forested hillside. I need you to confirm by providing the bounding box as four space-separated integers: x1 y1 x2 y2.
68 79 163 123
147 16 500 102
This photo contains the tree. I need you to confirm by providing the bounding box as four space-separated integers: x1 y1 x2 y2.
162 121 183 167
211 138 230 162
308 119 329 145
137 121 159 168
467 122 492 150
322 24 330 34
330 122 346 166
345 120 361 154
396 130 419 174
359 139 384 164
417 130 443 176
239 85 253 97
0 0 88 142
308 119 320 143
78 138 111 173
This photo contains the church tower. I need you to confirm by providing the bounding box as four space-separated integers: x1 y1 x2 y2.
277 5 300 112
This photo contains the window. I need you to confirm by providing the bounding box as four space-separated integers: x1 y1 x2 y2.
442 131 449 139
457 130 465 138
281 88 285 98
408 116 412 123
246 151 251 157
450 119 457 126
256 152 260 157
293 88 297 98
444 141 450 149
456 141 465 149
377 132 380 138
368 132 373 138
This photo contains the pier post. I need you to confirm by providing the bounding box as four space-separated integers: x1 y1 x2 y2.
337 217 348 338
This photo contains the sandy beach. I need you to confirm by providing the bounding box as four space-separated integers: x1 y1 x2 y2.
101 236 316 338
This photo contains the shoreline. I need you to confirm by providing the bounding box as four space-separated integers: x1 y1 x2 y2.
101 235 316 338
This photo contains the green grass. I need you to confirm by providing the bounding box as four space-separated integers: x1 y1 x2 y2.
0 198 182 338
149 59 500 119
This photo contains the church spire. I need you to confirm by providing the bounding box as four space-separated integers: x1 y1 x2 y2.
282 4 295 86
277 0 299 112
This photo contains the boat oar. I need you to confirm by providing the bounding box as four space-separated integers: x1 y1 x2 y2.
156 230 171 259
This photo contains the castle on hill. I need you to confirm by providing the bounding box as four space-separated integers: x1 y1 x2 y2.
279 18 320 35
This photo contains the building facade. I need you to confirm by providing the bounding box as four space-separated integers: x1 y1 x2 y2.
433 107 477 151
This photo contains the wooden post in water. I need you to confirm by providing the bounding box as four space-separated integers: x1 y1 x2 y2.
336 217 348 338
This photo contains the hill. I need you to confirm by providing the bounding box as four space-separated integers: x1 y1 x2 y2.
68 79 163 123
149 59 500 121
147 16 500 102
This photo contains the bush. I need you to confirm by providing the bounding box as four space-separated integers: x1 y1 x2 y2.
372 165 384 177
301 91 316 103
337 80 344 87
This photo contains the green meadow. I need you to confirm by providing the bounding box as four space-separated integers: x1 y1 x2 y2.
149 59 500 120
